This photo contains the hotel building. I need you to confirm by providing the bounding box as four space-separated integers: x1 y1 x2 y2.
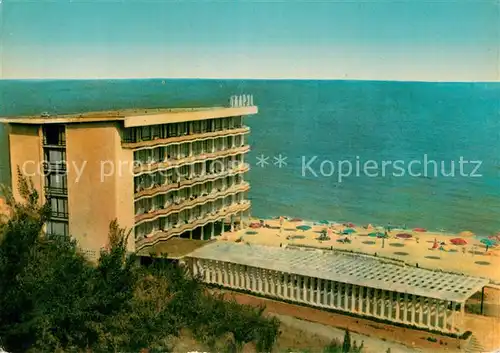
0 96 256 259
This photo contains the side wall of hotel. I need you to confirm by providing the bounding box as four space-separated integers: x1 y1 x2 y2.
2 97 256 259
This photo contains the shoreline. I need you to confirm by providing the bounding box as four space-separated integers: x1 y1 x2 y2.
254 215 498 240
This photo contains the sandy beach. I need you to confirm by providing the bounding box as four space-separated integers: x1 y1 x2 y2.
221 218 500 284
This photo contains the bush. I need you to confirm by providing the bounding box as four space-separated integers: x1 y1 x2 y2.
0 176 280 352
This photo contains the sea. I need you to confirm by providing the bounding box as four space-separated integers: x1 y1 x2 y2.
0 79 499 236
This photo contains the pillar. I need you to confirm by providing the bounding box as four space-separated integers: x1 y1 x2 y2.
284 273 289 298
434 300 440 328
395 292 400 321
344 283 349 311
230 215 234 232
443 301 448 331
296 275 301 301
189 230 193 240
316 278 321 304
411 295 416 325
358 285 364 313
245 266 250 290
403 293 408 323
201 226 204 240
303 276 308 302
480 287 485 315
230 263 236 287
380 290 385 318
450 301 456 332
388 291 394 319
366 288 371 315
419 296 425 327
211 222 215 238
263 269 269 294
460 302 465 333
305 277 310 303
336 283 342 308
351 285 357 312
426 299 432 328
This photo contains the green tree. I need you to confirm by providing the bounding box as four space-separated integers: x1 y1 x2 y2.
342 329 351 353
0 175 281 353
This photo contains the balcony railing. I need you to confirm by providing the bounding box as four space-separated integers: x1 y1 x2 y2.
50 211 69 219
134 182 250 224
134 163 249 199
44 186 68 196
134 145 250 176
135 201 251 250
43 161 67 172
123 126 249 149
43 138 66 147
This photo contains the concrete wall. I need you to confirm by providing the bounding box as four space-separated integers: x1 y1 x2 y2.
8 124 44 203
66 122 134 257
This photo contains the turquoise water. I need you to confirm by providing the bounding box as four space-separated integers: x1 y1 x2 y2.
0 79 499 235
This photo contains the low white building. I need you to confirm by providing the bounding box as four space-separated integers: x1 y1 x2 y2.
185 242 488 335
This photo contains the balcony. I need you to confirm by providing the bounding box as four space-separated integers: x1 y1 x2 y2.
50 211 69 220
134 163 250 199
123 126 250 149
134 145 250 176
43 161 67 172
44 186 68 196
135 201 251 250
134 182 250 224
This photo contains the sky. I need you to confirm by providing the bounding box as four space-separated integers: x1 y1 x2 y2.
1 0 499 81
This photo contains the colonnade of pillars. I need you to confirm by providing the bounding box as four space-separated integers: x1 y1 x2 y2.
185 210 249 240
191 259 467 334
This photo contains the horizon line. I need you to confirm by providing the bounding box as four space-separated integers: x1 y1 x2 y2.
1 77 499 84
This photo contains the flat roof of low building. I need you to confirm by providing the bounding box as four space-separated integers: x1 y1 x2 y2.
0 106 257 126
137 237 213 259
187 242 489 303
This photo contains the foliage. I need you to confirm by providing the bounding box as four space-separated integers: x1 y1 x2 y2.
0 176 280 353
322 332 364 353
342 329 351 353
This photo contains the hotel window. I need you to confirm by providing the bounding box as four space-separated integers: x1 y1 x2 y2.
45 173 67 193
214 119 222 131
141 126 151 141
46 221 69 237
43 125 66 146
151 125 160 139
44 149 66 166
192 121 201 134
49 197 68 218
200 120 207 133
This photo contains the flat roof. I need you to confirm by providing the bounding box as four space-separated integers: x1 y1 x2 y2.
0 106 257 126
187 242 489 303
137 237 213 259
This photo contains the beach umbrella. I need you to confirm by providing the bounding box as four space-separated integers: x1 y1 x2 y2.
396 233 412 239
459 231 475 237
480 238 497 247
296 225 311 231
368 232 384 238
342 228 356 235
318 220 330 225
413 228 427 232
450 238 467 245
